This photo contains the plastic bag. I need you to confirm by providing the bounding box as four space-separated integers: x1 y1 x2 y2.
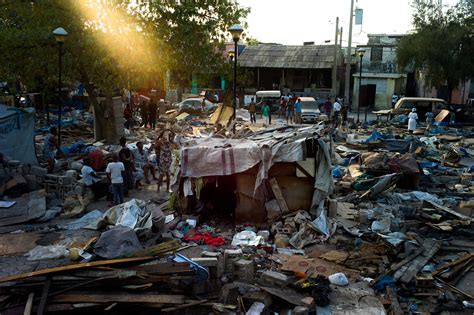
328 272 349 286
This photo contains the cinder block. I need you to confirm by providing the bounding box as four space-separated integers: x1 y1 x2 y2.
261 270 291 286
234 259 254 282
31 166 47 177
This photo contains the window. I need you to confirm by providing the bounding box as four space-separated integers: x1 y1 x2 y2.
370 47 382 62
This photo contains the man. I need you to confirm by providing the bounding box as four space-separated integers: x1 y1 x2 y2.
148 100 158 129
323 97 332 117
262 100 271 127
333 98 342 127
133 141 156 184
139 100 148 127
391 94 399 109
43 127 59 173
294 98 302 124
425 111 434 131
286 98 294 124
279 96 287 118
118 137 134 193
106 154 125 205
248 97 256 124
81 158 108 200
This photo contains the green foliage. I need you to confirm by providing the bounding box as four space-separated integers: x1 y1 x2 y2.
397 0 474 99
0 0 249 93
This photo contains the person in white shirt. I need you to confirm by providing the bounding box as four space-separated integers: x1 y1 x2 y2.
407 108 418 134
106 154 125 205
333 98 342 127
133 141 156 184
81 157 107 200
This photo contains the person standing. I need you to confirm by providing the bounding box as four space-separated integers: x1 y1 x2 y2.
294 98 302 124
286 98 294 124
248 97 256 123
148 100 158 129
139 100 148 127
119 137 134 193
425 111 434 131
333 98 342 127
323 97 332 117
407 108 418 134
391 94 399 109
279 96 286 118
341 101 349 131
43 127 59 173
262 101 271 127
156 130 175 193
106 154 125 205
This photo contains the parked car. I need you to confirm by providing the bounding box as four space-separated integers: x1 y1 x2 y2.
391 97 448 117
176 98 216 114
299 97 320 123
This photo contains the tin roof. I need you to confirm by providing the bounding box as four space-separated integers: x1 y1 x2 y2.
238 45 341 69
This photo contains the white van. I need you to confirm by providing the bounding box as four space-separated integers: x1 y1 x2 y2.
255 90 281 112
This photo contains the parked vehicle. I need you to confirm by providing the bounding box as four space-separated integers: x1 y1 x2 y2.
176 98 216 114
255 90 281 113
391 97 448 117
299 97 321 123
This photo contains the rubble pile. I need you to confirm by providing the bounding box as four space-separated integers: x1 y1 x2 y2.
0 106 473 314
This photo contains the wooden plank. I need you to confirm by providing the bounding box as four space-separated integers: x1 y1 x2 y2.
434 109 450 122
394 239 441 284
161 299 208 312
0 257 155 284
37 277 51 315
386 287 403 315
269 178 289 214
432 253 474 276
427 200 472 221
23 292 34 315
52 293 186 304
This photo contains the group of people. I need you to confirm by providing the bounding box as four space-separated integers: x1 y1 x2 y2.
322 97 347 128
138 100 160 129
80 131 175 206
247 94 304 126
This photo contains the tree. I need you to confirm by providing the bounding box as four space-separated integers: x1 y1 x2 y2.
0 0 249 141
397 0 474 102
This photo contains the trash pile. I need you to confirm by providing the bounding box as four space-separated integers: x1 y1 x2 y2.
0 103 473 314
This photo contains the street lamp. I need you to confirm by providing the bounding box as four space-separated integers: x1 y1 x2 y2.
356 48 365 124
53 27 68 148
228 24 243 133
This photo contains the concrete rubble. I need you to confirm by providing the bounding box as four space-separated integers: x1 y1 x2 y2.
0 104 473 314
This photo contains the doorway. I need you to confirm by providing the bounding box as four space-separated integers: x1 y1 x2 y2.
360 84 376 108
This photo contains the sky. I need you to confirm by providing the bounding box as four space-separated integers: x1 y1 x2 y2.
237 0 458 46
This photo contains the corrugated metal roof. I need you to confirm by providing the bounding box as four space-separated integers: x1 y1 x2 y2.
238 45 340 69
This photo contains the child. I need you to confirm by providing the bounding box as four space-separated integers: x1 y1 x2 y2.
262 101 271 127
106 154 125 205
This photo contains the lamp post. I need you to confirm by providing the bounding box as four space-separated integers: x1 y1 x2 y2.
228 24 243 133
356 48 365 124
52 27 68 148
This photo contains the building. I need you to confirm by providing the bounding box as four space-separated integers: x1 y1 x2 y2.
238 44 344 99
353 34 407 110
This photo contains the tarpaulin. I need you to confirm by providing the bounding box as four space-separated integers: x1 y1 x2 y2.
0 105 37 165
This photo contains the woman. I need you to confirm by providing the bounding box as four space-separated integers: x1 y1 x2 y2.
156 130 175 193
408 108 418 134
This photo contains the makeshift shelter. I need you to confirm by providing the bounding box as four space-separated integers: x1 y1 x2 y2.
0 105 37 165
179 124 333 225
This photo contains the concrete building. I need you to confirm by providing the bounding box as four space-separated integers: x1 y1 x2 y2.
353 34 407 110
238 44 344 99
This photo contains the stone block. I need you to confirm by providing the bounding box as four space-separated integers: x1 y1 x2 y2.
261 270 291 286
24 175 37 191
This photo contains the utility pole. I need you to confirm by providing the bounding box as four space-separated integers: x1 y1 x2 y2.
344 0 355 109
339 27 343 48
332 17 339 98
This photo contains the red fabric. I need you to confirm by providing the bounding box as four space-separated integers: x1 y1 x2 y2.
182 232 225 246
89 150 104 171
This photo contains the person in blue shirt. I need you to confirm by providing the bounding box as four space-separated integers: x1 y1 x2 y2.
425 111 434 130
294 98 302 123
